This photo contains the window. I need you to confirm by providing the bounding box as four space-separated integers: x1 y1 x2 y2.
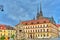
28 27 29 29
8 33 10 35
19 30 22 32
40 25 42 28
47 29 48 32
31 30 32 32
38 25 39 28
4 34 5 36
28 30 29 32
4 30 6 32
44 34 45 37
38 30 39 32
33 26 34 28
26 27 27 29
25 23 27 25
43 25 45 27
41 29 42 32
33 30 34 32
36 26 37 28
8 37 10 39
47 34 49 36
26 30 27 33
36 34 37 37
43 29 45 32
38 34 39 37
36 30 37 32
41 35 42 37
31 22 33 24
37 22 39 24
44 21 46 23
47 25 48 27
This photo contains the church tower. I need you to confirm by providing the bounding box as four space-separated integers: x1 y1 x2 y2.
36 0 43 19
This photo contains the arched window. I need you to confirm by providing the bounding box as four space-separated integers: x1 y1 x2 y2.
36 30 37 32
33 30 34 32
40 25 42 28
43 29 45 32
19 30 22 32
47 34 49 36
33 26 34 28
38 25 39 28
28 30 29 32
41 29 42 32
44 34 45 37
38 34 39 37
26 27 27 29
26 30 27 33
31 30 32 32
43 25 45 27
38 30 39 32
47 25 48 27
41 35 42 37
36 34 37 37
47 29 49 32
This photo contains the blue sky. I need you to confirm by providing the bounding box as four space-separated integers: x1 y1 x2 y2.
0 0 60 26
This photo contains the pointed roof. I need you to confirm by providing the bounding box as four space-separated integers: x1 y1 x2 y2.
39 0 43 17
36 0 43 19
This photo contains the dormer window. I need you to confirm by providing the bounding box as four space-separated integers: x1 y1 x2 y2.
31 22 33 24
37 22 39 24
44 21 46 23
25 23 27 25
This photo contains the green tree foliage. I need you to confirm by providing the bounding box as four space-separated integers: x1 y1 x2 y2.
0 35 5 40
11 34 15 39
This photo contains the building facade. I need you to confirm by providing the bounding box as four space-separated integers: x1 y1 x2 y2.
15 24 26 40
56 24 60 38
15 1 59 39
20 2 58 38
0 24 16 40
21 17 58 39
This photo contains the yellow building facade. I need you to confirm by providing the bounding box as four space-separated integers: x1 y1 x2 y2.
56 24 60 37
0 25 16 40
20 4 58 38
21 21 58 39
16 1 59 39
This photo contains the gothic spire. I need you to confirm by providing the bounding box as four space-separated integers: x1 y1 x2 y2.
39 0 43 17
36 0 43 19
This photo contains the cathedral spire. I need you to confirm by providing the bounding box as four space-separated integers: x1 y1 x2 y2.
40 0 43 17
36 0 43 19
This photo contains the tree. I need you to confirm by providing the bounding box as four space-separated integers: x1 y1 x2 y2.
0 35 5 40
11 34 15 39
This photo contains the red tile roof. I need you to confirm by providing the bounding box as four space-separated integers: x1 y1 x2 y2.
0 24 6 30
56 24 60 27
21 18 50 25
0 24 15 30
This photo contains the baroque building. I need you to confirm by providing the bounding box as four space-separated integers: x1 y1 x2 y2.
15 24 26 40
21 13 58 39
0 24 16 40
15 0 59 39
56 24 60 38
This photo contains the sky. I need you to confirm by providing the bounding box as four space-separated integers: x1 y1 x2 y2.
0 0 60 26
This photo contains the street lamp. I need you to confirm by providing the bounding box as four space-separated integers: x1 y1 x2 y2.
0 5 4 11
